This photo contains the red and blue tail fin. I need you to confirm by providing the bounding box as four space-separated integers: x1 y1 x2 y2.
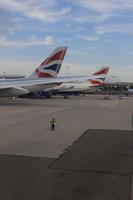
29 47 67 79
89 66 110 85
92 66 109 76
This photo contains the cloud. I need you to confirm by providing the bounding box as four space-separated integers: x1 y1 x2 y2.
68 0 133 24
0 58 37 75
107 65 133 82
81 35 100 41
95 24 133 34
0 0 70 23
68 50 86 56
72 14 109 23
70 0 133 14
44 36 53 45
59 61 133 82
60 62 110 77
59 62 94 76
0 36 54 47
0 11 17 36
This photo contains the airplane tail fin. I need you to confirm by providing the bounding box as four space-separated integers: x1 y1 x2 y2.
29 47 67 79
89 66 110 85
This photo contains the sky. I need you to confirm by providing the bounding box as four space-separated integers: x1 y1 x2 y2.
0 0 133 81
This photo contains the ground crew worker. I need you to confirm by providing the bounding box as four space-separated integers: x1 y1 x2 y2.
50 118 56 131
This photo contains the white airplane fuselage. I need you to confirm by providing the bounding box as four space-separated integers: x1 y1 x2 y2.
0 76 90 97
51 81 101 92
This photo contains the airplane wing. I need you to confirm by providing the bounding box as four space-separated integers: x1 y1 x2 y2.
0 87 29 96
0 76 89 96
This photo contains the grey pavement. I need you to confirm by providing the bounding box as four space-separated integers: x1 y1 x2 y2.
0 95 132 158
0 95 133 199
0 129 132 200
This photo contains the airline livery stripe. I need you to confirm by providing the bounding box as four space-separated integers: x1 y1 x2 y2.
89 79 104 85
40 50 65 66
35 69 53 77
93 68 109 76
44 64 61 72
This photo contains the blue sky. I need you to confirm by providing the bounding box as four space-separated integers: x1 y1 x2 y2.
0 0 133 80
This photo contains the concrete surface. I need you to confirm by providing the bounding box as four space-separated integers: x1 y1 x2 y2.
52 129 133 174
0 95 133 199
0 129 132 200
0 95 132 158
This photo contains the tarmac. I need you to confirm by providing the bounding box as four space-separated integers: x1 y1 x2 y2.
0 94 133 199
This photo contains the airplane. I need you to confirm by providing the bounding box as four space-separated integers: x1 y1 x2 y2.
0 46 99 97
49 66 110 94
0 46 67 97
